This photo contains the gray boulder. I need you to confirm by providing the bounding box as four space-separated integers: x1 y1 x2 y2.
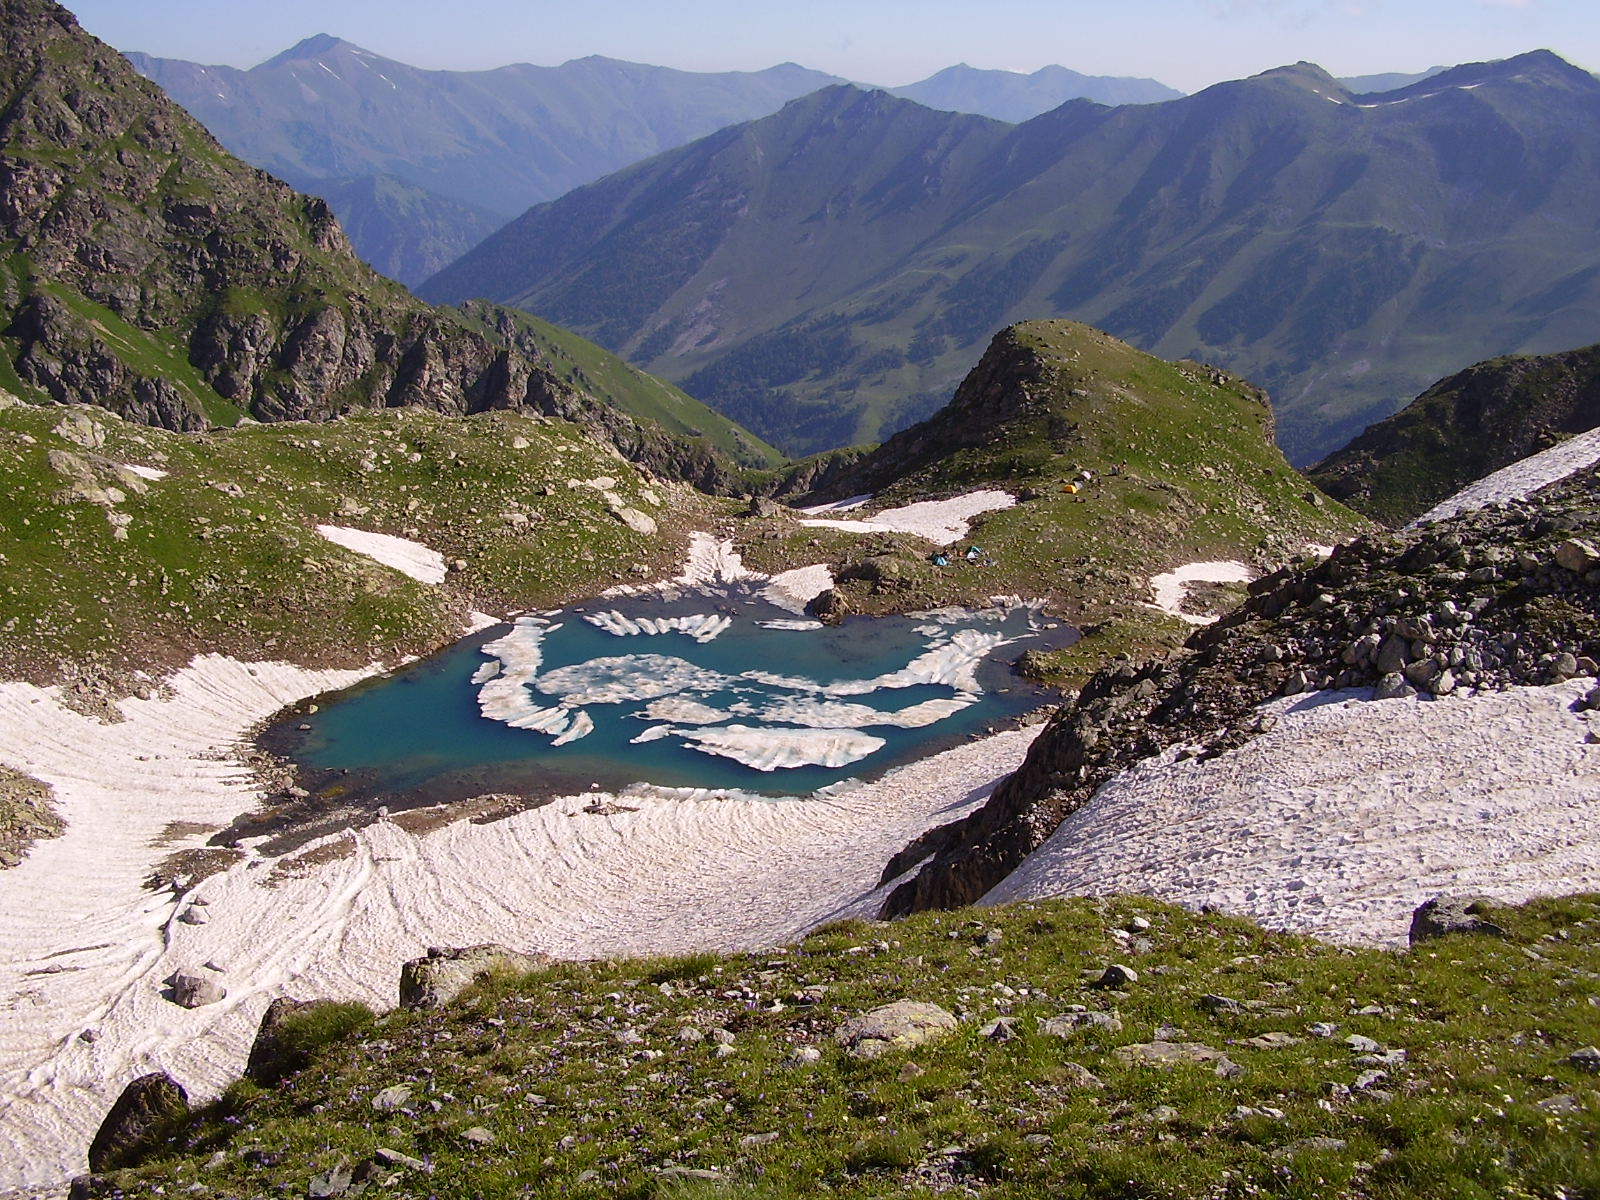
1408 896 1507 945
398 944 551 1010
834 999 958 1059
169 970 225 1009
86 1072 189 1173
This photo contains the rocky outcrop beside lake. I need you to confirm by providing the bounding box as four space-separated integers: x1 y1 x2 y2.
882 466 1600 916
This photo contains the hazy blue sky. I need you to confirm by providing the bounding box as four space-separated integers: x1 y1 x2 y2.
64 0 1597 93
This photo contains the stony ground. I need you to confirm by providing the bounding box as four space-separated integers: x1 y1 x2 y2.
75 893 1600 1200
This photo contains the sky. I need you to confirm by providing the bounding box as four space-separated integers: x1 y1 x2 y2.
62 0 1597 94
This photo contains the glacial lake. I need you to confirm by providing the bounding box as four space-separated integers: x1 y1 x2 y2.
281 590 1072 807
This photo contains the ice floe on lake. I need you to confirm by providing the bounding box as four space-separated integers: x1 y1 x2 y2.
674 724 888 771
582 610 732 643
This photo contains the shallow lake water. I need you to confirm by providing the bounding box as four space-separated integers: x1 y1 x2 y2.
284 588 1072 806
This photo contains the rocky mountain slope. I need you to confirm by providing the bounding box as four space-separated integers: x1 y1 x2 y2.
0 0 774 485
1308 341 1600 526
421 52 1600 463
882 462 1600 916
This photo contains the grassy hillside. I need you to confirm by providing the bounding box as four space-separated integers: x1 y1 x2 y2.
734 322 1369 675
0 396 716 688
498 309 785 472
82 893 1600 1199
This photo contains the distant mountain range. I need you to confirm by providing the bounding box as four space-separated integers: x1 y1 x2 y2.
127 38 1179 284
421 51 1600 464
888 62 1180 118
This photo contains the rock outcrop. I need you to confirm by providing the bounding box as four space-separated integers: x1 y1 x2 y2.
1309 341 1600 526
398 944 551 1010
0 0 747 487
882 466 1600 916
84 1073 188 1173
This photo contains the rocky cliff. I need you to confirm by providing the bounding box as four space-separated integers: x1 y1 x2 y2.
0 0 754 486
882 464 1600 915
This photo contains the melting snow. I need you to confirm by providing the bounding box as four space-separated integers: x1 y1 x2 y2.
315 525 447 585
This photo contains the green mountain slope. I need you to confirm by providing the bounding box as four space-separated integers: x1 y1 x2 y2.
422 52 1600 464
0 0 773 485
732 321 1367 668
0 396 716 686
1307 342 1600 525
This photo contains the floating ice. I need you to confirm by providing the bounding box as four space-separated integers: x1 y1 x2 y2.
582 610 731 643
641 698 729 725
674 724 887 771
470 662 500 685
535 654 732 706
758 619 825 631
552 710 595 746
477 618 552 726
758 695 977 730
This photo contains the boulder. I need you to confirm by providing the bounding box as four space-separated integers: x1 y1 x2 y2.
244 996 341 1086
398 944 551 1010
1115 1040 1241 1076
1040 1011 1122 1038
834 999 958 1059
169 970 225 1009
86 1072 189 1173
1408 896 1507 945
743 496 784 519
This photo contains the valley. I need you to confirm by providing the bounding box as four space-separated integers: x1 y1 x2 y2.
0 0 1597 1195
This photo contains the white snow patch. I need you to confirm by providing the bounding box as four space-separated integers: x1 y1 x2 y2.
1146 561 1256 625
799 490 1016 545
763 563 834 613
0 653 1033 1189
119 464 166 481
797 494 873 515
315 524 446 585
1414 425 1600 524
987 682 1600 946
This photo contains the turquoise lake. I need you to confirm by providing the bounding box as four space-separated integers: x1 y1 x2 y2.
285 590 1070 806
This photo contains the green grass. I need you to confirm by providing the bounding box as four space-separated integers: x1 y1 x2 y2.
0 399 720 684
95 893 1600 1199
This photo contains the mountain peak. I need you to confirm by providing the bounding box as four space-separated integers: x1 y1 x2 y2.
259 34 358 69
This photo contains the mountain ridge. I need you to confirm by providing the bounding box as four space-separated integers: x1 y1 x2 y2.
0 0 775 485
419 49 1600 463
